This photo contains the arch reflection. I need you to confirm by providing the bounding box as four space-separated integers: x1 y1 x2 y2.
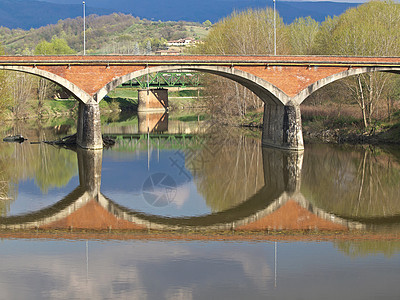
301 144 400 228
5 139 400 231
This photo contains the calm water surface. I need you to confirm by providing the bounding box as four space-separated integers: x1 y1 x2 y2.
0 114 399 299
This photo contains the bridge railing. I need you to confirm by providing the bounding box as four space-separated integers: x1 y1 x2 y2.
120 72 201 89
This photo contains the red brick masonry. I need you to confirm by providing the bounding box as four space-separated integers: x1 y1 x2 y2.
1 55 399 97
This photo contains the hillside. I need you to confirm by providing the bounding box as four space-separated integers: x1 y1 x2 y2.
0 0 360 29
0 14 208 55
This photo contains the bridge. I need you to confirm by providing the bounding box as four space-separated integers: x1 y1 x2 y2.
1 55 400 150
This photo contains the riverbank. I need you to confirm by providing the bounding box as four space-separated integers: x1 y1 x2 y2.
302 112 400 146
4 90 400 147
106 87 206 111
2 87 205 122
236 105 400 146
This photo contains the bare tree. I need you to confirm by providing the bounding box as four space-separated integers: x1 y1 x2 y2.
10 73 35 119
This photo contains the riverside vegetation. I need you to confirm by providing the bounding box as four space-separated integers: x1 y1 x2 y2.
0 14 210 120
1 1 400 144
194 0 400 144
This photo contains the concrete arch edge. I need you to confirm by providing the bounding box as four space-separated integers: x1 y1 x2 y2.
95 65 291 106
293 66 400 105
0 65 92 104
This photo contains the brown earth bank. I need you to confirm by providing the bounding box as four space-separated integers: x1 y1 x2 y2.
302 125 400 145
0 229 399 242
236 104 400 146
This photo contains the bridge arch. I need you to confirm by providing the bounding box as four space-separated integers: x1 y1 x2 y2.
0 65 92 104
0 188 366 231
35 188 359 231
294 66 400 105
95 65 291 106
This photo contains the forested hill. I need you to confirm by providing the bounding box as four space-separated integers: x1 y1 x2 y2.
0 0 360 29
0 14 207 55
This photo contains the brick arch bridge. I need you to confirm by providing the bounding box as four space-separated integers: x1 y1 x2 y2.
1 55 400 150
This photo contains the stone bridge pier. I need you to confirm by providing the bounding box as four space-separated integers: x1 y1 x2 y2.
77 147 103 198
262 147 303 194
262 102 304 151
76 102 103 149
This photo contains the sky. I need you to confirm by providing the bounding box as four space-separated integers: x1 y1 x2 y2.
284 0 365 1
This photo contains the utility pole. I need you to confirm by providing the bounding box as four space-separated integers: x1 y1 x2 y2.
83 1 86 55
273 0 277 55
274 241 277 287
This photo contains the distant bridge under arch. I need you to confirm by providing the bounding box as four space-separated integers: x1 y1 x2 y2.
1 55 400 150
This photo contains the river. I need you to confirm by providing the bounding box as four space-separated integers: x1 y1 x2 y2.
0 112 399 299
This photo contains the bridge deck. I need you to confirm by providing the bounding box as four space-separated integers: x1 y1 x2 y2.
1 55 400 67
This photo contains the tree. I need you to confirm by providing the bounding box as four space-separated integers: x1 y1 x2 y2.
34 40 54 55
9 72 34 119
202 20 212 28
193 8 290 122
196 8 289 55
314 1 400 128
146 40 152 54
34 37 76 114
51 37 76 54
133 42 140 55
335 240 400 258
34 37 76 55
316 1 400 57
0 44 12 119
289 16 319 55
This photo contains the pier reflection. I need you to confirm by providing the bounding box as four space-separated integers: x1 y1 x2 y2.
138 112 168 133
102 111 207 136
2 135 400 232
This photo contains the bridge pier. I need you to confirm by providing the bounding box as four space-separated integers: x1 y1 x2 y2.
77 148 103 198
76 102 103 149
262 102 304 151
262 147 303 194
138 88 168 112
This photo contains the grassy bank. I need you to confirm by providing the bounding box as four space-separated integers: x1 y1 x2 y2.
2 99 78 121
3 87 205 123
4 87 203 121
169 112 208 122
106 87 205 110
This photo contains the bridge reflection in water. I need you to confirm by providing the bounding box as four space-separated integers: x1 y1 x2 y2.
102 112 207 136
3 134 400 232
